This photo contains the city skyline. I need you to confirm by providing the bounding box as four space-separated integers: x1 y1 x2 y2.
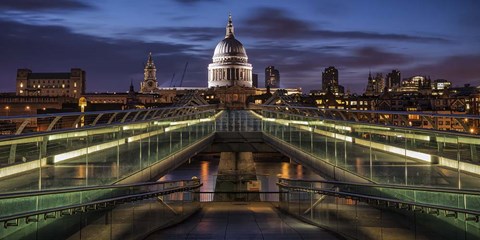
0 0 479 93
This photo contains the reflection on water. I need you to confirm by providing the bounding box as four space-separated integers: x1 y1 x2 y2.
159 158 324 193
159 159 218 192
255 161 324 193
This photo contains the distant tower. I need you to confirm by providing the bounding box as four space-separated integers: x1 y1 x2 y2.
140 52 158 93
321 66 344 94
252 73 258 88
365 72 385 96
385 69 401 92
265 66 280 88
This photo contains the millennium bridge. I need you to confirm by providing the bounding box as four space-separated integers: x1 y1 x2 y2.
1 92 480 240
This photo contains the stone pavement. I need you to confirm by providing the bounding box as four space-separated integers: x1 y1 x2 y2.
145 202 342 240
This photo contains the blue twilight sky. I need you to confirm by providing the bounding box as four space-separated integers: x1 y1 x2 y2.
0 0 479 93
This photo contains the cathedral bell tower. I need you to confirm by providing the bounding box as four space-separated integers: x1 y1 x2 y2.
140 52 158 93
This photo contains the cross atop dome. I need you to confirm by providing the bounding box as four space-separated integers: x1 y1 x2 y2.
225 14 234 38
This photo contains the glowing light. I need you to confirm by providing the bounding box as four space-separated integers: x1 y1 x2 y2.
355 138 432 162
291 120 309 125
54 140 123 163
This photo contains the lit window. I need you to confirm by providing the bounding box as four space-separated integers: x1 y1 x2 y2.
74 82 77 87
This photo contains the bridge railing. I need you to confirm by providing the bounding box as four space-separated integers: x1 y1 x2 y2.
261 105 480 134
0 179 202 240
215 110 262 132
0 105 216 136
277 178 480 240
0 106 219 193
259 107 480 190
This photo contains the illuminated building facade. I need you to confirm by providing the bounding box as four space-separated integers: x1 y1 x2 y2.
16 68 85 98
208 15 253 88
400 75 431 92
432 79 452 91
365 72 385 96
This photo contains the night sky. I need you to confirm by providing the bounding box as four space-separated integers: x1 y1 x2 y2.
0 0 479 93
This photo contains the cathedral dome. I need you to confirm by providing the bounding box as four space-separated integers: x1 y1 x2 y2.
213 37 247 59
211 14 248 63
208 14 252 88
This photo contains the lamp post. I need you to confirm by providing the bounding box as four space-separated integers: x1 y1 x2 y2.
5 106 9 116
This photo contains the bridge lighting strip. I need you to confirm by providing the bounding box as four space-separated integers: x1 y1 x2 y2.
54 140 124 163
122 123 149 130
312 127 353 142
0 158 47 178
55 115 217 163
252 111 353 132
355 138 432 162
440 157 480 175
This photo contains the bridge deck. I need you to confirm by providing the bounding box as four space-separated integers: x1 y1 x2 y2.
146 202 341 240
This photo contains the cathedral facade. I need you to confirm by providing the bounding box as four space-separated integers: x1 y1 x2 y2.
208 15 253 88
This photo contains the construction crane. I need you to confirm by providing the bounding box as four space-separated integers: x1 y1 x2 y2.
169 73 176 87
178 62 188 87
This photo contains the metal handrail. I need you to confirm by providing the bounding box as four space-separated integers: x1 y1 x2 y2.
261 105 480 120
0 104 217 137
0 179 199 200
0 181 203 227
0 107 217 141
278 178 480 196
0 105 215 121
261 109 480 138
277 182 480 218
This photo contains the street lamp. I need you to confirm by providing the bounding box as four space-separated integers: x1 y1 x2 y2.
5 106 9 116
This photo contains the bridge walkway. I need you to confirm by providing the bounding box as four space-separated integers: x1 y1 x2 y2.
146 202 341 240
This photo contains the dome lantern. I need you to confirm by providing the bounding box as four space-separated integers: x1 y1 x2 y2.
225 14 234 38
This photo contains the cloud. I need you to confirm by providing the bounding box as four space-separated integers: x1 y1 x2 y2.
0 19 210 92
405 55 480 86
135 26 222 42
246 41 408 91
173 0 220 5
243 7 449 43
0 0 93 11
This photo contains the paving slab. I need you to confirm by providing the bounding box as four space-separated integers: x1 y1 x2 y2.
145 202 342 240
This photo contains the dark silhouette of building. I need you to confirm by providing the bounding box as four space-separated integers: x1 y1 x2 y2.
265 66 280 88
321 66 344 94
252 73 258 88
385 69 401 92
